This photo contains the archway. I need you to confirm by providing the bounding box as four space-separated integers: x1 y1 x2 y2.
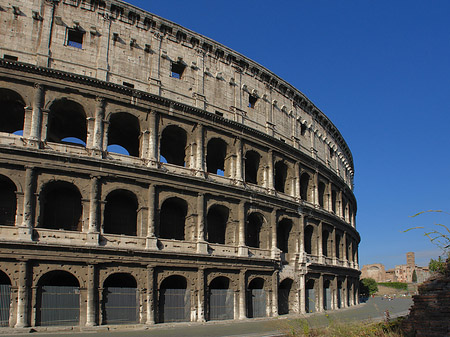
107 112 140 157
300 173 311 201
0 175 17 226
103 190 138 236
158 275 190 323
102 273 138 324
159 197 187 240
36 271 80 326
0 88 25 135
206 205 229 244
244 150 260 185
246 213 264 248
305 279 315 313
278 278 293 315
208 277 233 321
160 125 187 166
304 225 314 255
247 278 266 318
206 138 227 176
277 218 293 254
0 271 11 327
274 161 287 193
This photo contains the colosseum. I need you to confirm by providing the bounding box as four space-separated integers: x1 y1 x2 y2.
0 0 360 328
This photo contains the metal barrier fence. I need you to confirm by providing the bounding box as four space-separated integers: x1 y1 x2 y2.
306 288 315 313
247 289 266 318
159 288 190 323
0 284 11 327
278 288 290 315
208 289 234 320
324 287 331 310
103 287 138 324
39 285 79 326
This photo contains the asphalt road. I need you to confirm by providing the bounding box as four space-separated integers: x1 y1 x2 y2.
2 297 413 337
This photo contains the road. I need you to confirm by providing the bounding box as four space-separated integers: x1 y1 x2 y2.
2 297 412 337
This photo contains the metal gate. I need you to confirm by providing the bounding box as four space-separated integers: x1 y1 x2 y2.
209 289 234 320
278 288 290 315
39 286 79 326
159 288 190 323
306 288 315 313
247 289 266 318
323 287 331 310
337 287 341 308
0 284 11 327
103 287 138 324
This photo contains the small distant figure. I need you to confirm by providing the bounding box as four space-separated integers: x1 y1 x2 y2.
384 309 390 322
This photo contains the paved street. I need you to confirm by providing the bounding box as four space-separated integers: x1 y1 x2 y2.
2 297 412 337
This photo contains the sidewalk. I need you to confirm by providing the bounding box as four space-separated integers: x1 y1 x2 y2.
1 297 412 337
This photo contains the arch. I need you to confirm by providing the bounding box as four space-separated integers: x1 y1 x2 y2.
318 181 326 208
300 173 311 201
103 189 138 236
206 138 227 176
304 225 314 255
335 233 342 259
274 161 287 193
160 125 187 166
305 279 315 313
36 270 80 326
159 197 187 240
323 280 331 310
47 99 87 145
322 229 330 257
39 181 82 231
0 270 11 327
247 278 266 318
278 278 293 315
277 218 293 254
244 150 260 185
158 275 190 323
0 175 17 226
206 204 229 244
102 273 138 325
331 189 337 213
0 88 25 134
208 276 233 321
246 212 264 248
107 112 140 157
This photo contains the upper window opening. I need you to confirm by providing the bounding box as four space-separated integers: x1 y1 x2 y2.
3 55 18 61
160 125 187 166
330 147 335 159
248 95 258 108
300 123 307 136
67 29 84 49
0 89 25 135
206 138 227 176
171 62 186 79
123 82 135 88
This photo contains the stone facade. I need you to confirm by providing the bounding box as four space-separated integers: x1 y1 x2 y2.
0 0 359 328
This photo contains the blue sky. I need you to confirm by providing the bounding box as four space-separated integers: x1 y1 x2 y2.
127 0 450 269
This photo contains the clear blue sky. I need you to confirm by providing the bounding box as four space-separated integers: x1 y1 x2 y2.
127 0 450 269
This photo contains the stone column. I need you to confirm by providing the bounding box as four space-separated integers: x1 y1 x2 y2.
267 150 274 192
297 215 304 262
295 162 301 199
299 274 306 314
29 84 44 145
271 209 278 259
238 269 246 319
87 176 100 245
147 111 158 167
235 138 243 182
146 184 157 250
313 171 319 206
86 264 96 326
271 271 278 317
343 232 348 266
15 261 28 328
93 97 105 154
197 268 205 322
196 124 204 174
238 201 247 256
332 277 338 310
146 265 155 324
343 277 348 308
197 193 207 254
331 227 337 265
318 221 323 263
318 274 324 312
20 167 35 240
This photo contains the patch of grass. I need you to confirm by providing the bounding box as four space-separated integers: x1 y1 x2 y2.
278 317 405 337
378 282 408 291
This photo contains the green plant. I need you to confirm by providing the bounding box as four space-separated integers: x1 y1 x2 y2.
360 278 378 296
378 282 408 290
412 269 417 283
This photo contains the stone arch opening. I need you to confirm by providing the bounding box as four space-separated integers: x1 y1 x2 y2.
277 218 294 254
244 150 260 185
331 189 337 213
0 270 11 327
305 279 315 313
247 278 266 318
335 233 342 259
246 212 264 248
206 138 227 176
304 225 315 255
107 112 140 156
159 197 187 240
206 204 229 244
158 275 190 323
208 276 233 321
102 273 138 325
300 173 312 201
39 181 82 231
322 229 330 257
0 88 25 135
278 278 293 315
274 161 287 193
160 125 187 166
0 175 17 226
103 189 138 236
36 270 80 326
318 181 326 208
47 99 87 146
